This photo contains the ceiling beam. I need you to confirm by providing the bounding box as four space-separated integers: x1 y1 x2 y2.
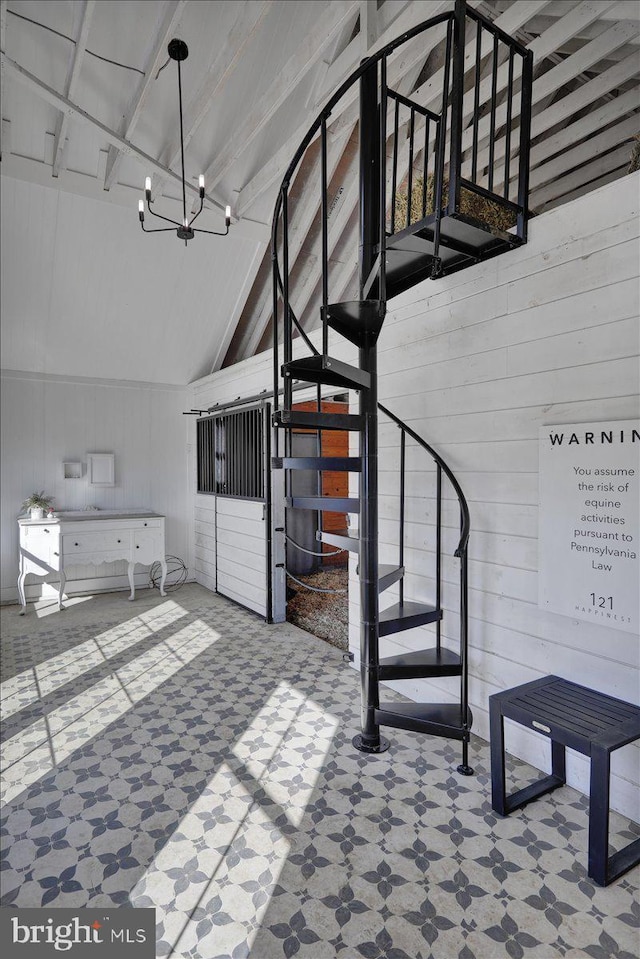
153 0 273 199
531 142 632 209
103 0 187 192
52 0 95 177
1 52 226 212
528 114 639 192
545 166 630 210
194 1 359 207
494 87 640 195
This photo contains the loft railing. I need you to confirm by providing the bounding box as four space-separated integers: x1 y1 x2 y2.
271 1 533 411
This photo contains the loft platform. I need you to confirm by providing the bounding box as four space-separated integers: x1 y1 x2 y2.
384 202 523 299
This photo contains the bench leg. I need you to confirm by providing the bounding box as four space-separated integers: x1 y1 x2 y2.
490 701 507 815
490 699 566 817
589 745 640 886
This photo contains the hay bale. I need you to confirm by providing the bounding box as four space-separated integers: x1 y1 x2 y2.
394 173 517 233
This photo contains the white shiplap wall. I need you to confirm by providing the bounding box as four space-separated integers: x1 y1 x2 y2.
0 371 192 602
191 173 639 819
360 172 639 820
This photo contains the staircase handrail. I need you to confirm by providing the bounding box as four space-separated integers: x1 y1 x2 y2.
378 402 470 557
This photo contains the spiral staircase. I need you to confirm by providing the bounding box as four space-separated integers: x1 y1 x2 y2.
271 0 533 771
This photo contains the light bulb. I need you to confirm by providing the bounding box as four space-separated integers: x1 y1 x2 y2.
138 199 144 212
199 175 205 190
225 205 231 225
145 177 151 192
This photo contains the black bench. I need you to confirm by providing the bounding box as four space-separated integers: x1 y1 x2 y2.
489 675 640 886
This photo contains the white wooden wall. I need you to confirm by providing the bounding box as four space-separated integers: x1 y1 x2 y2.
360 172 639 820
0 371 192 602
192 173 639 819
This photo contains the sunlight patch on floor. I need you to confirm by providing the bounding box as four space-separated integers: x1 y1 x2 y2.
0 616 220 805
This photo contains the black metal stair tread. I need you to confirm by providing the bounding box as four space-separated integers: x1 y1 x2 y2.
378 564 404 593
273 409 363 431
323 299 386 346
378 600 442 636
375 702 472 740
317 530 359 552
273 456 362 471
378 647 462 680
383 210 522 299
282 355 370 390
286 496 359 512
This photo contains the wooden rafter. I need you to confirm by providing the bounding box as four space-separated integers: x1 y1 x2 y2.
531 142 632 208
52 0 95 177
1 52 228 212
193 1 359 208
235 124 356 362
103 0 187 192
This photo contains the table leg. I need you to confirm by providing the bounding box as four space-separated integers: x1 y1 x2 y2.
127 562 136 601
17 570 27 615
58 571 66 610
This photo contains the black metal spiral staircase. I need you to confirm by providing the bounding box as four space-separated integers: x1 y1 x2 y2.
270 1 532 771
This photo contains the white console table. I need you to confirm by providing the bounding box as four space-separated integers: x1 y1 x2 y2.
18 511 167 614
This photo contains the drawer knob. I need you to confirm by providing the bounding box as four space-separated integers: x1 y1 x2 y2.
144 523 148 527
117 539 121 543
53 552 59 556
136 545 140 549
44 528 50 533
74 542 79 546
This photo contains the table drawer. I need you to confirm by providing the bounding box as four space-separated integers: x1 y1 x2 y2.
63 532 130 556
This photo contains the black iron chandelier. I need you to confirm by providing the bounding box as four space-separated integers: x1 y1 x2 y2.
138 38 230 245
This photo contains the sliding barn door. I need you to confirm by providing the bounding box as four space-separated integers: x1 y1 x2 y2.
196 404 271 618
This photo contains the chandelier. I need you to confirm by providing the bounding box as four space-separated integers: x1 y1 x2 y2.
138 39 230 245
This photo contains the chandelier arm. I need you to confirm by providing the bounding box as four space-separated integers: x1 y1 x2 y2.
193 224 230 237
189 196 205 226
147 200 181 227
141 224 179 233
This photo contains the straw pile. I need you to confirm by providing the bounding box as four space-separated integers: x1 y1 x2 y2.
394 173 517 233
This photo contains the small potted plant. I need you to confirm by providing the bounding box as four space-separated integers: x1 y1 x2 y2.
21 491 54 520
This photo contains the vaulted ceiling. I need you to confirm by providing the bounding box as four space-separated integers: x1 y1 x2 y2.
1 0 638 384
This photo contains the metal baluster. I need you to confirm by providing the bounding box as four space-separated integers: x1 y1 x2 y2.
379 55 387 302
471 22 482 183
422 116 429 218
399 429 406 607
432 16 453 272
321 118 329 355
503 48 514 201
518 50 534 242
407 107 415 229
436 464 442 654
282 186 291 412
488 34 499 193
391 97 399 234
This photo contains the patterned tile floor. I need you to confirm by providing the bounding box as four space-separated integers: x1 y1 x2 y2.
1 584 638 959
